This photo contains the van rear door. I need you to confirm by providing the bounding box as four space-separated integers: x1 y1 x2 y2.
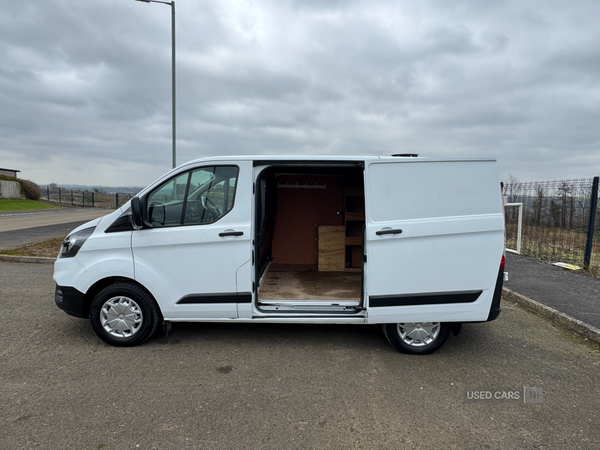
364 158 505 323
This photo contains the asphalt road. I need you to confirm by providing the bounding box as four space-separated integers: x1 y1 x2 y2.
1 261 599 449
0 208 111 232
505 252 600 330
0 208 112 250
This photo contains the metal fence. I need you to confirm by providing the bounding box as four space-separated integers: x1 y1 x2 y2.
503 177 600 276
45 187 136 209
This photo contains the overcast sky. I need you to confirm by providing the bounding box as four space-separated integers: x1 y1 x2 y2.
1 0 599 187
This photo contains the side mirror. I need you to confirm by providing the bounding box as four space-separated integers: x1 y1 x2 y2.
130 196 143 230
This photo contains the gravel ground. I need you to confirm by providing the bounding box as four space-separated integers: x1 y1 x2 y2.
1 261 600 450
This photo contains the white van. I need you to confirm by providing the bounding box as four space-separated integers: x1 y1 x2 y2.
54 155 506 354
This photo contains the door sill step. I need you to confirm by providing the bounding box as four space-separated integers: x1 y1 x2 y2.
257 299 361 312
259 299 360 307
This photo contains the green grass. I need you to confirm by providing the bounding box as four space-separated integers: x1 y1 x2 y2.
0 199 58 211
0 249 21 255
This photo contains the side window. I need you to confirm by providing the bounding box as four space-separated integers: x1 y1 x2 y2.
183 166 239 225
145 166 240 228
146 172 190 227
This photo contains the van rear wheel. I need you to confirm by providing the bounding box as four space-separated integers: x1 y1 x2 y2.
90 283 160 347
383 322 450 355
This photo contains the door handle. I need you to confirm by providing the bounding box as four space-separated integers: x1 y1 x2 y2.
376 228 403 236
219 231 244 237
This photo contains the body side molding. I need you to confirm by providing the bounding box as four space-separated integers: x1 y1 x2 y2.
369 290 482 307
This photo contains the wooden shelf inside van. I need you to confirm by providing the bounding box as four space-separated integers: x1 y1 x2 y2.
344 187 365 270
345 211 365 221
345 236 362 246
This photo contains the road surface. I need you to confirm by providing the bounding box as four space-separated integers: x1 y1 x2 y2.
505 252 600 329
1 261 599 449
0 208 111 232
0 208 111 250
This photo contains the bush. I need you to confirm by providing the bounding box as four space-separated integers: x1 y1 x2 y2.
20 179 42 201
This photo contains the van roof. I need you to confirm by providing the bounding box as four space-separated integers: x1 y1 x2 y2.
138 154 498 198
180 154 497 167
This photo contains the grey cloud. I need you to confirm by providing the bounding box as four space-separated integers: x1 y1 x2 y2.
0 0 599 186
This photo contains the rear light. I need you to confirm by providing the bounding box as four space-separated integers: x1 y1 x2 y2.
500 255 505 272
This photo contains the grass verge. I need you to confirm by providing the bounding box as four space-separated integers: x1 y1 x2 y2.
0 199 58 211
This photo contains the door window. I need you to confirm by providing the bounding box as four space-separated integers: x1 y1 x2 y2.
146 166 239 227
147 172 189 226
184 166 239 225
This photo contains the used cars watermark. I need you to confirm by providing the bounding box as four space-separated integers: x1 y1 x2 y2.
464 387 543 403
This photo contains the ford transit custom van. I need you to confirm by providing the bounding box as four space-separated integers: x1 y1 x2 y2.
54 155 506 354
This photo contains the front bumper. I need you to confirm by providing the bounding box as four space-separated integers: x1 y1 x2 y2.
54 285 88 318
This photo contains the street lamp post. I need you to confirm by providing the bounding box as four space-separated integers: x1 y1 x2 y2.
135 0 176 169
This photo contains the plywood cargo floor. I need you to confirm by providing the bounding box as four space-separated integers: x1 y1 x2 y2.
259 270 361 300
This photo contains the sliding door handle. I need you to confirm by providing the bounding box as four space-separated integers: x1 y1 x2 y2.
219 231 244 237
376 228 403 236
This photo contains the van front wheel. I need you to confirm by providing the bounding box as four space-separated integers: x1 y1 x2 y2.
90 283 160 347
383 322 450 355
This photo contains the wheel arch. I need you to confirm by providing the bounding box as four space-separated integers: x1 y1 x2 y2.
83 277 160 319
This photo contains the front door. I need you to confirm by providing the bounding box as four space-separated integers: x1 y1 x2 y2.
132 161 253 320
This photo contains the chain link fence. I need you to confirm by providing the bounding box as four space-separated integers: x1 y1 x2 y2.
45 186 137 209
503 177 600 276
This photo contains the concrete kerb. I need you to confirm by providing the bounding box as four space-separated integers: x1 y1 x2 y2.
502 287 600 346
0 254 55 264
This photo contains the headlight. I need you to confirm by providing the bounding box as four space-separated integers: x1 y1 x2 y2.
59 227 96 258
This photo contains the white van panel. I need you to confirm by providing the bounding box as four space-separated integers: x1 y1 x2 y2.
132 161 253 320
53 217 134 294
366 298 493 323
133 223 251 318
368 160 501 221
365 159 504 323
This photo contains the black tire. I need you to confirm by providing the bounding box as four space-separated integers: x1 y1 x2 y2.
90 283 161 347
383 322 450 355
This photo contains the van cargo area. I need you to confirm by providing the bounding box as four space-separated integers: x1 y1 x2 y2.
259 266 362 300
255 164 365 309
